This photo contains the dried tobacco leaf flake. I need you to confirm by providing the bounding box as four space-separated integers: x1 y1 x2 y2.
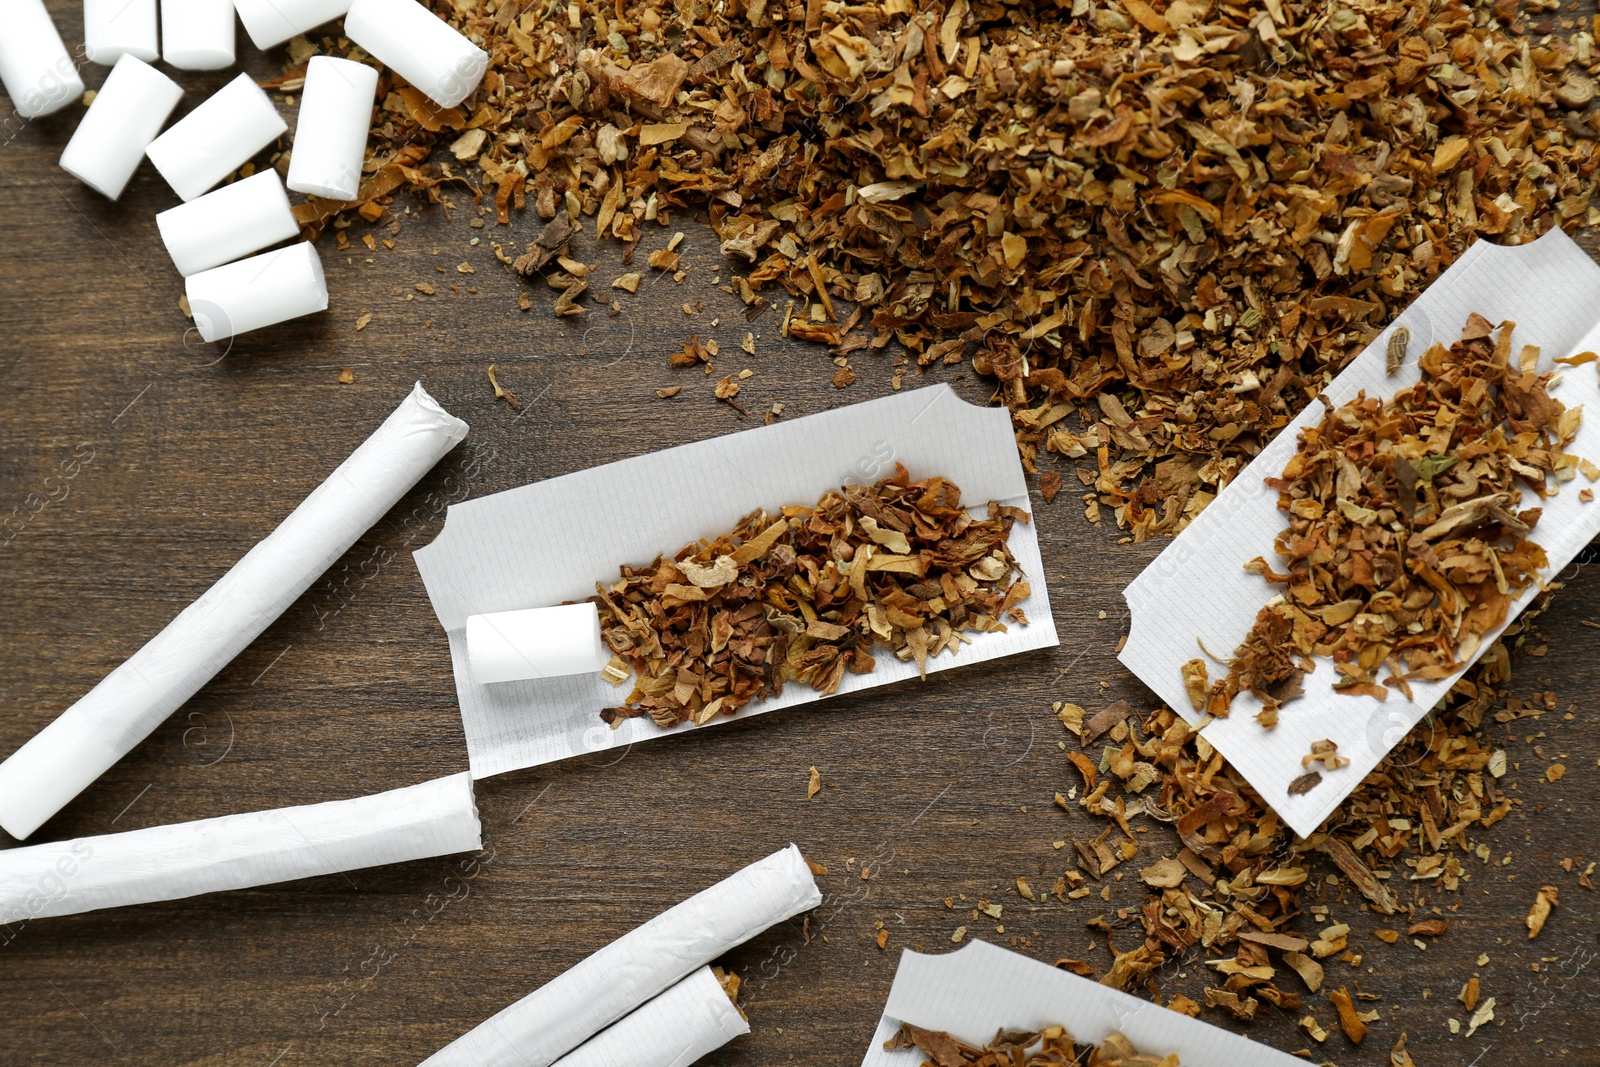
1527 885 1560 938
1330 987 1367 1044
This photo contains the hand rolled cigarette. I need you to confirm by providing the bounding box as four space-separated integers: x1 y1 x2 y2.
184 241 327 342
0 773 481 924
157 169 299 276
84 0 159 64
0 0 85 118
235 0 349 50
550 967 749 1067
146 71 287 202
466 603 610 685
59 55 182 200
0 383 469 841
161 0 236 70
419 844 820 1067
344 0 486 109
286 56 378 201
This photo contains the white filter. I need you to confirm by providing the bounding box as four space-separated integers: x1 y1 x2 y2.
59 55 182 200
343 0 486 109
146 72 287 201
0 0 85 117
467 603 608 685
156 169 299 276
419 845 820 1067
84 0 159 64
286 56 377 200
0 383 469 841
161 0 236 69
185 241 327 341
0 773 482 924
551 968 749 1067
235 0 349 49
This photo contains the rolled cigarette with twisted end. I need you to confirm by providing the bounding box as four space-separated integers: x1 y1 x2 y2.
466 603 611 684
146 72 287 201
235 0 349 50
157 169 299 275
84 0 159 64
185 241 328 342
344 0 486 109
0 0 85 117
161 0 236 69
0 383 469 841
59 55 182 200
287 56 378 201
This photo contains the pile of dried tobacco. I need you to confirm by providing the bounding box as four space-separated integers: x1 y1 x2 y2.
590 467 1031 728
888 1023 1177 1067
1202 315 1587 726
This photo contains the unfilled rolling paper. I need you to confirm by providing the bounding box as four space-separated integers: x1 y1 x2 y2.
419 844 819 1067
0 773 482 924
0 383 469 841
59 55 182 200
344 0 486 109
235 0 349 50
84 0 159 64
551 967 749 1067
467 603 608 685
0 0 85 117
146 72 287 201
286 56 378 200
161 0 236 69
156 169 299 275
185 241 327 341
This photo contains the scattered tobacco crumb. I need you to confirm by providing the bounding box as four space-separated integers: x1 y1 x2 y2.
486 364 521 412
806 765 821 800
1526 884 1560 938
337 367 354 385
888 1024 1178 1066
655 385 682 399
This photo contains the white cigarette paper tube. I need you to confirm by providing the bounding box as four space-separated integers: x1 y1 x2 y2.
58 55 182 200
286 56 378 200
550 967 749 1067
84 0 159 64
185 242 327 341
146 72 287 201
235 0 348 50
156 169 299 275
467 603 609 684
419 844 820 1067
0 384 469 841
0 773 481 923
0 0 84 117
344 0 486 109
161 0 236 69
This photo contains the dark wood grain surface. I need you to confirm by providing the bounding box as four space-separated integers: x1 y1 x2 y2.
2 13 1597 1065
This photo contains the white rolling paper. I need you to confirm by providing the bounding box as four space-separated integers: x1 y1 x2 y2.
146 72 287 202
185 241 327 341
551 967 748 1067
0 0 85 117
157 169 299 275
235 0 349 49
59 55 182 200
161 0 236 69
419 844 819 1067
0 383 469 841
344 0 486 109
286 56 378 200
84 0 159 64
0 773 482 924
467 603 608 684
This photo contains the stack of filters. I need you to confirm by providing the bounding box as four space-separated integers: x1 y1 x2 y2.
0 0 488 343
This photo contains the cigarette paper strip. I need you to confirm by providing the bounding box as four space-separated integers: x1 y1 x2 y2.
146 72 287 202
0 384 469 841
0 773 481 924
466 603 608 685
157 169 299 275
185 241 327 341
84 0 159 64
235 0 350 49
859 940 1302 1067
419 844 819 1067
550 967 749 1067
286 56 379 201
59 55 182 200
344 0 486 109
1120 227 1600 838
0 0 85 117
161 0 236 69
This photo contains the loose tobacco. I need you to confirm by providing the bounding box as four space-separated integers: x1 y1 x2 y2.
888 1024 1178 1067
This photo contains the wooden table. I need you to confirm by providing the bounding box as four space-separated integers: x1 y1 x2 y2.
2 21 1596 1067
